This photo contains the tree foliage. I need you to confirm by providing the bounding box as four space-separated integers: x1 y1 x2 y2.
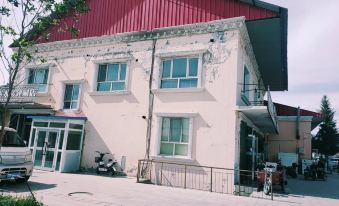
314 95 339 155
0 0 89 146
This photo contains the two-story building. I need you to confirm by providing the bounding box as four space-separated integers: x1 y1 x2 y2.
8 0 288 181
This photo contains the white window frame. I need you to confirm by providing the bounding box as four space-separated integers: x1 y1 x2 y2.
91 58 130 95
158 54 203 90
62 82 82 111
156 113 195 159
26 67 50 93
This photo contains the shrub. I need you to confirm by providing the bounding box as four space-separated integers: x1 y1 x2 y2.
0 195 43 206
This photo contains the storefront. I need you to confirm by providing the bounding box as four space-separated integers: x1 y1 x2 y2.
28 116 86 172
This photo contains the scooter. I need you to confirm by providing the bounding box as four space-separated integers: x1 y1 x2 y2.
95 151 118 175
263 167 273 195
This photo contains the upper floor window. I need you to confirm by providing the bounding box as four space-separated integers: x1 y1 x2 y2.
159 117 191 158
97 63 127 92
27 68 49 93
242 66 250 101
160 57 199 89
63 84 80 110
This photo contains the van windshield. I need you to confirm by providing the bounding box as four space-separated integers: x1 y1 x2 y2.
2 131 26 147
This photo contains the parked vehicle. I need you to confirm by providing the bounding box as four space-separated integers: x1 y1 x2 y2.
263 166 273 195
95 151 117 175
304 165 317 180
0 127 33 182
257 162 285 195
328 157 339 170
304 161 327 181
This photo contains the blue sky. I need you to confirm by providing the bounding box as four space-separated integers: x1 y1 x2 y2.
266 0 339 124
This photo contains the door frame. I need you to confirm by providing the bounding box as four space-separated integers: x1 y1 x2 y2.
32 128 60 171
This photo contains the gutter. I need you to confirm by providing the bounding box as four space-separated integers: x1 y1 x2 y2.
280 7 288 91
239 0 282 13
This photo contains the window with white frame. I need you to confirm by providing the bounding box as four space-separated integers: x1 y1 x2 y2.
160 57 199 89
159 117 191 157
97 63 127 91
27 68 49 93
242 66 250 101
63 84 80 109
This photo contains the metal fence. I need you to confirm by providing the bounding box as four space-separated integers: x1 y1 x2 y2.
137 159 276 200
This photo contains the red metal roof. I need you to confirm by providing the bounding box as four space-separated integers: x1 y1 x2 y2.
273 102 322 118
38 0 279 43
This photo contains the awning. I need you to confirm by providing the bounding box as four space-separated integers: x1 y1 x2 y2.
246 7 288 91
5 103 53 115
237 105 278 134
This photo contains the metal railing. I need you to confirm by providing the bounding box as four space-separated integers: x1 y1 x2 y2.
266 86 278 130
249 86 278 132
137 159 275 200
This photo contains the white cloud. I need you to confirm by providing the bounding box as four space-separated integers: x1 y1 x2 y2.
266 0 339 123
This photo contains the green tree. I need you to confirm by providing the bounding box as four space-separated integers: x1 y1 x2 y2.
0 0 89 146
314 95 339 155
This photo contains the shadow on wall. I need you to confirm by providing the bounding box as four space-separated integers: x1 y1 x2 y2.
191 114 211 160
80 79 140 104
89 93 139 104
155 90 216 103
81 121 127 173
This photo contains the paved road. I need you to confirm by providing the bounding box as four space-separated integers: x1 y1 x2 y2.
1 171 339 206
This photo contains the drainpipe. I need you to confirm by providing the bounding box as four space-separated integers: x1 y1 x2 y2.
296 106 300 140
145 39 157 160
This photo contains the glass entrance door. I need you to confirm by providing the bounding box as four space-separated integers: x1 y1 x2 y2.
33 129 59 171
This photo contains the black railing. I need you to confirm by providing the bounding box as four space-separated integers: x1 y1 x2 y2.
137 159 275 200
266 86 278 130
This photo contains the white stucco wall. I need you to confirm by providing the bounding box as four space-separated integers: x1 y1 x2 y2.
17 18 260 175
149 31 240 169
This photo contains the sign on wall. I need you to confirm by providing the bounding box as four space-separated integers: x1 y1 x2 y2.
0 85 38 103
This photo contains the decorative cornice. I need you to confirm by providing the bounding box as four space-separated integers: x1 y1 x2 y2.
34 17 247 53
31 16 260 80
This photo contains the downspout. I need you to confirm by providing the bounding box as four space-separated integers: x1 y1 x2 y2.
145 39 157 160
296 106 300 140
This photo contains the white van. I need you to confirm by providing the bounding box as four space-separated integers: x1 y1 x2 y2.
0 127 33 182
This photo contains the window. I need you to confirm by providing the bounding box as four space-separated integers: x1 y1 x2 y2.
63 84 80 109
66 131 82 150
242 66 250 100
27 68 49 93
159 117 191 157
160 57 199 89
97 63 127 91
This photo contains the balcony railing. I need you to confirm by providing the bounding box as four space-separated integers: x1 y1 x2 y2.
0 85 38 103
266 87 278 130
248 87 278 132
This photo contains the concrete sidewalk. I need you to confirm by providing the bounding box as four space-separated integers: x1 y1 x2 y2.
1 171 339 206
